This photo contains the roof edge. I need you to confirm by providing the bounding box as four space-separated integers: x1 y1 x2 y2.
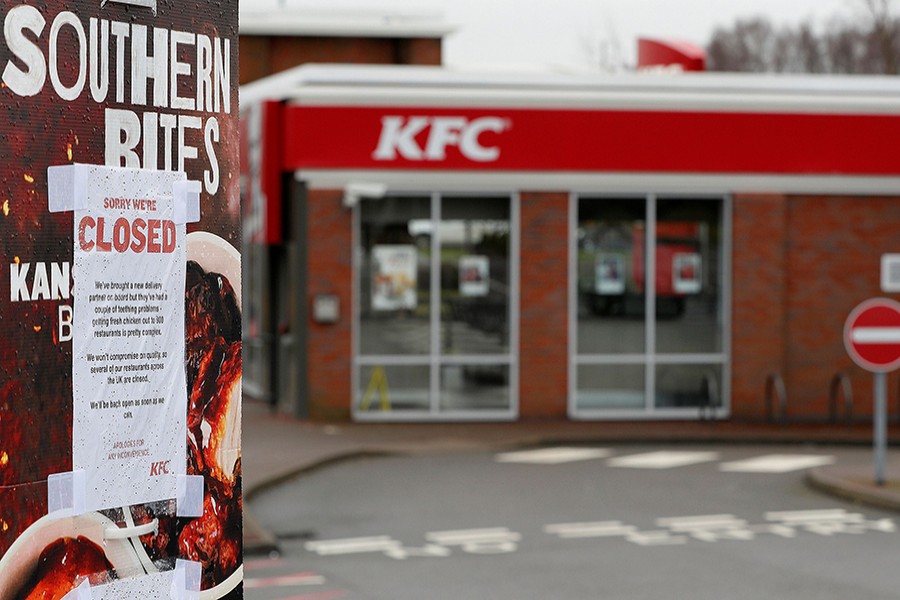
240 9 455 39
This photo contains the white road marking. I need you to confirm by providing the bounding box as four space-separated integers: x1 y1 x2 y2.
305 536 401 555
544 521 637 538
719 454 836 473
244 572 326 589
764 509 861 523
426 528 522 553
495 447 612 464
607 450 719 469
300 508 895 562
426 528 522 544
626 530 689 546
656 514 747 530
851 327 900 343
656 514 754 541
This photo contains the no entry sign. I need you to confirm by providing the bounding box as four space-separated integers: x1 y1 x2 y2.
844 298 900 373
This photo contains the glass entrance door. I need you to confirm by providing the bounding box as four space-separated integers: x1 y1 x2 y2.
355 193 517 420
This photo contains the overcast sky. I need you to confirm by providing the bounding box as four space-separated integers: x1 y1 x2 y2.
246 0 872 69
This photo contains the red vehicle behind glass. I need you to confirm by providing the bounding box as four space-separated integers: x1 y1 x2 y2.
580 222 703 317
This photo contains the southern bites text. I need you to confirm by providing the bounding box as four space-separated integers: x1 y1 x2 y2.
3 5 233 196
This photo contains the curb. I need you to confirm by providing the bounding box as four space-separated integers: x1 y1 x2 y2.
243 451 401 556
806 465 900 513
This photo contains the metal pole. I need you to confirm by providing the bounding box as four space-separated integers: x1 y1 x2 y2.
874 371 887 486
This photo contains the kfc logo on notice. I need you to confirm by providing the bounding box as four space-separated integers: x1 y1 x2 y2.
150 460 170 476
373 116 509 162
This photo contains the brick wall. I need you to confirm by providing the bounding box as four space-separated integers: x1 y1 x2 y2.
783 195 900 420
732 194 900 421
306 189 353 419
239 36 442 85
731 194 788 419
519 192 569 418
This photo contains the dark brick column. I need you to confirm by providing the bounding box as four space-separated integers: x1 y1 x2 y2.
306 188 353 419
519 192 570 419
731 193 789 420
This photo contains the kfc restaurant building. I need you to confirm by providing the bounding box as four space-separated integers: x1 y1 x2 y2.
241 64 900 423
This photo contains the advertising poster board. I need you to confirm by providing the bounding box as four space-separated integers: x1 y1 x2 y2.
595 253 626 295
372 245 417 311
0 0 242 598
459 255 489 297
673 253 702 295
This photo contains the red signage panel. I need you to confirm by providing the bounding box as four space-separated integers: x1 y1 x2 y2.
282 105 900 176
638 38 706 71
242 101 283 245
844 298 900 372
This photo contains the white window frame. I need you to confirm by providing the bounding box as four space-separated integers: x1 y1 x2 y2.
352 191 520 421
568 193 732 420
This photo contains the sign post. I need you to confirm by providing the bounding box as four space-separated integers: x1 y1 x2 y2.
843 298 900 486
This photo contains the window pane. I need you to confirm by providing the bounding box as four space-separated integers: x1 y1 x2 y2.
439 364 510 412
359 197 431 356
440 197 510 355
357 364 430 413
655 199 723 354
655 364 722 409
577 198 646 354
576 364 645 410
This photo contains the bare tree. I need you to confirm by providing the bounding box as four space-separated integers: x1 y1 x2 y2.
707 17 778 72
705 1 900 74
579 12 630 72
860 0 900 73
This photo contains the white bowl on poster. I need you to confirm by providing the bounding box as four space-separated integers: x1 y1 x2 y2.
186 231 243 599
186 231 241 310
0 512 144 600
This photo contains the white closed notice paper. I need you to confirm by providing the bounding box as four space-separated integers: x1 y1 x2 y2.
54 165 189 511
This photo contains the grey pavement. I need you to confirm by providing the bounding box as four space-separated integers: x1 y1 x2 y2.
241 399 900 555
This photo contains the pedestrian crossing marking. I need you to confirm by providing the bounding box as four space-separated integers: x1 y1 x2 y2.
607 450 720 469
719 454 836 473
492 448 841 473
493 448 839 472
495 447 612 464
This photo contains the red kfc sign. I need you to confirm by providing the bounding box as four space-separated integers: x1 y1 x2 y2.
281 105 900 175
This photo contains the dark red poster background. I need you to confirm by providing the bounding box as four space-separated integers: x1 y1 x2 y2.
0 0 241 597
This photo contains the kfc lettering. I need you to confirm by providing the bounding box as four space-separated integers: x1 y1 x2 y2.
149 460 170 476
372 115 508 162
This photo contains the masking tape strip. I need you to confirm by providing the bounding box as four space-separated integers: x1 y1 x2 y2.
172 180 201 224
47 469 86 518
176 474 205 518
61 579 93 600
171 559 202 600
47 164 89 213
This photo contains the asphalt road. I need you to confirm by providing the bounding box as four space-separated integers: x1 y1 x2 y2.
246 444 899 600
